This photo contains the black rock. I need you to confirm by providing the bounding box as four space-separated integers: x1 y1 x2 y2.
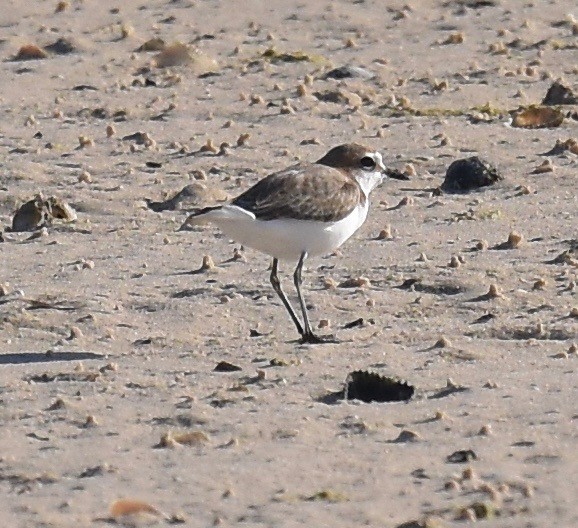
441 156 502 193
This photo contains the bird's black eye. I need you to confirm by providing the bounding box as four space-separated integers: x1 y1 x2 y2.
360 156 376 170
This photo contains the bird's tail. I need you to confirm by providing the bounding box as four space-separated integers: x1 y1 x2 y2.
177 206 222 231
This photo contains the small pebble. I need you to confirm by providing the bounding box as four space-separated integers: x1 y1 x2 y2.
106 124 116 137
376 225 392 239
533 278 547 290
478 424 492 436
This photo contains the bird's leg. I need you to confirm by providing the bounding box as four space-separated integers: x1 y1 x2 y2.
270 258 304 336
292 252 328 344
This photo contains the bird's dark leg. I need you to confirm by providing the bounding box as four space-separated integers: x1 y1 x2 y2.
270 258 304 336
293 252 331 344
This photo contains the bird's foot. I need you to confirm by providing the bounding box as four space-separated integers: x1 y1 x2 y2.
299 332 340 345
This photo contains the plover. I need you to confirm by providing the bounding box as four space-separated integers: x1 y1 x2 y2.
180 143 389 344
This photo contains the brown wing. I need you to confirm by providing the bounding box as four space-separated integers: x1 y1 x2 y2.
231 163 364 222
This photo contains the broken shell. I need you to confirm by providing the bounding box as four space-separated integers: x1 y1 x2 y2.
280 103 296 114
110 499 164 518
533 159 555 174
443 32 464 44
434 336 452 348
78 135 94 148
14 44 48 60
78 171 92 183
448 256 461 268
338 277 371 288
478 424 492 436
376 225 392 240
200 255 216 271
475 240 488 251
487 284 501 298
152 42 192 67
512 106 564 128
506 231 523 248
323 277 338 289
236 133 250 146
200 139 218 154
55 1 69 13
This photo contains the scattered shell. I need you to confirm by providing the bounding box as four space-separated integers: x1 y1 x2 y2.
376 225 392 240
78 171 92 183
137 38 166 52
533 159 555 174
250 94 265 105
543 138 578 155
200 139 218 154
434 336 452 348
280 103 296 114
542 79 578 105
11 195 46 232
345 370 414 403
55 1 69 12
475 240 488 251
84 415 98 427
487 284 501 298
110 499 164 519
441 157 502 193
47 197 77 222
200 255 215 271
478 424 492 436
152 42 192 67
68 326 83 340
512 106 564 128
78 135 94 148
161 431 209 447
338 277 371 288
506 231 523 248
13 44 48 61
393 430 421 443
236 133 250 146
323 277 338 289
443 32 465 44
448 256 461 268
120 24 135 40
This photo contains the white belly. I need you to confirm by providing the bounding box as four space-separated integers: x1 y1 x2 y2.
204 204 369 261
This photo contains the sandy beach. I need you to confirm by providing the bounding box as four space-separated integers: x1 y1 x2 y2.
0 1 577 526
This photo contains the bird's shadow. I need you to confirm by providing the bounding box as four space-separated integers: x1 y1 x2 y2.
0 351 105 365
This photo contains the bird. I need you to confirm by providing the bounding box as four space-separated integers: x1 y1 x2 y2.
179 143 391 344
